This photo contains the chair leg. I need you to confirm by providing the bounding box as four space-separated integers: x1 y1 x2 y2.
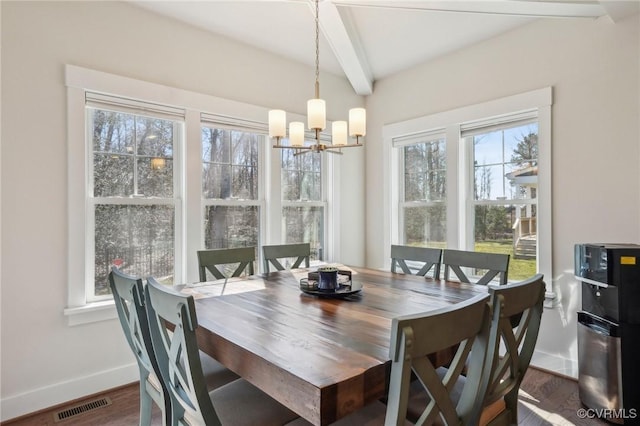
138 384 153 426
504 389 520 426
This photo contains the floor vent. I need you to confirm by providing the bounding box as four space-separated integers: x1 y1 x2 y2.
53 397 112 422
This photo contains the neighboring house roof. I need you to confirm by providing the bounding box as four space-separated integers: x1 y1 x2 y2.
507 165 538 186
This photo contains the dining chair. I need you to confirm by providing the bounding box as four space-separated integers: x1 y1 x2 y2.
197 247 256 281
144 277 300 426
110 268 239 426
263 242 311 273
286 293 493 426
390 245 442 279
109 267 168 426
479 274 545 425
442 249 510 285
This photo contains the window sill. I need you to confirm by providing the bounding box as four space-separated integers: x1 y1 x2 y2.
64 300 117 326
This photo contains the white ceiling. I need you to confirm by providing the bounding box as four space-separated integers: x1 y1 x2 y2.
131 0 639 95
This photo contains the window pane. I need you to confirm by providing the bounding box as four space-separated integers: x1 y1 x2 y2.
136 118 174 157
402 205 446 248
94 154 134 197
91 108 177 197
202 127 259 200
473 124 538 201
204 205 259 249
281 151 322 201
94 204 175 296
282 206 324 260
404 139 445 202
138 158 173 197
473 204 537 282
91 109 134 154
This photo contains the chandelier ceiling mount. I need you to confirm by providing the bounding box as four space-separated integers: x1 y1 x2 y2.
268 0 366 155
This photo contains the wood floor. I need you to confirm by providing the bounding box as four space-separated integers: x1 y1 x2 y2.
2 367 609 426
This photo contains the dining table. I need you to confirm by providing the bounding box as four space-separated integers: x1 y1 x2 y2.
179 265 486 426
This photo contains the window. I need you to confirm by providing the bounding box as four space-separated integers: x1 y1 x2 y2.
385 88 552 293
87 100 183 302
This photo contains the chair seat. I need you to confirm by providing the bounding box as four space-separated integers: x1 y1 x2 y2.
200 378 299 426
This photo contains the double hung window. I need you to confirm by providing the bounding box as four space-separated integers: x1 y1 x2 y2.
87 95 183 301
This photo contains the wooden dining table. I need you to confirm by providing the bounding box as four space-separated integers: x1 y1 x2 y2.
179 265 486 426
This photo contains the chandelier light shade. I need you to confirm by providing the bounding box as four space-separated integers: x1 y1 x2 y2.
268 0 366 155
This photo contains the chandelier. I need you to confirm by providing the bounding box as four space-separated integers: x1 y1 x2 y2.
268 0 366 155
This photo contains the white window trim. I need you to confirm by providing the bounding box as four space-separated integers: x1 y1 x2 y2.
382 87 553 299
65 65 340 325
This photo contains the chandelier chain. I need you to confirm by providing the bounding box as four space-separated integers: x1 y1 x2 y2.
314 0 320 98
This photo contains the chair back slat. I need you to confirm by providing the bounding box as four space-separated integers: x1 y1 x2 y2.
385 293 493 426
109 267 168 425
197 247 256 281
145 277 223 426
390 245 442 279
442 249 510 285
263 243 311 273
483 274 545 424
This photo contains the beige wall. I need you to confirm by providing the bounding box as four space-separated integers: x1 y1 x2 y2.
366 14 640 375
0 1 364 420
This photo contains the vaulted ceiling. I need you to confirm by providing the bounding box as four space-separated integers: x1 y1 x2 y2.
131 0 639 95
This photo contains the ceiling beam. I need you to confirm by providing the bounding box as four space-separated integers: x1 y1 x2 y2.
312 1 374 95
331 0 607 19
598 0 640 23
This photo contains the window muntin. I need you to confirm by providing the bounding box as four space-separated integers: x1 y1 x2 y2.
89 107 180 300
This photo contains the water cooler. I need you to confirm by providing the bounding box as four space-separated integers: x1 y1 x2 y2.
575 243 640 425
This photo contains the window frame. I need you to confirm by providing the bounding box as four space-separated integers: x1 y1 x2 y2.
383 87 553 298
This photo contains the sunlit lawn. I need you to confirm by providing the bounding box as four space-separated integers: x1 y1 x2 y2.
412 240 537 282
475 241 536 281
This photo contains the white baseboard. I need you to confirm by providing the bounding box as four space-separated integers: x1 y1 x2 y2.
531 349 578 379
0 363 138 422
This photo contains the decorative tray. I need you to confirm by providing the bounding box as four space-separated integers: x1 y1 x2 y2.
299 269 363 298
